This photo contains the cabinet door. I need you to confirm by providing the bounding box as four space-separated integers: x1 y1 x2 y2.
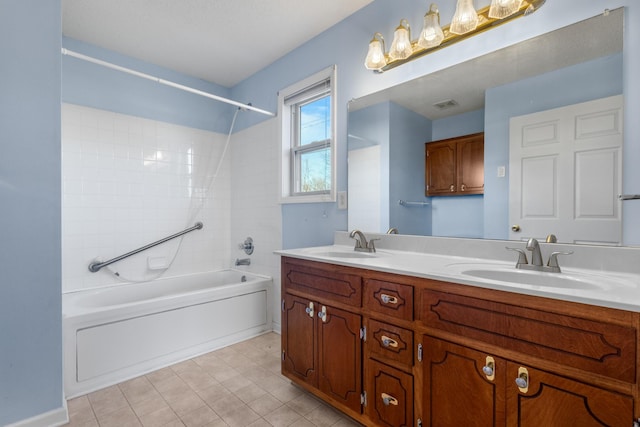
505 362 634 427
365 358 413 427
318 304 363 413
423 336 506 427
282 294 317 386
457 134 484 194
425 141 456 196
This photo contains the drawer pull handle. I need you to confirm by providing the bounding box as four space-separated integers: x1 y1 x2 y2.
380 294 398 304
381 393 398 406
317 306 328 323
515 367 529 393
305 302 314 318
381 336 398 348
483 356 495 381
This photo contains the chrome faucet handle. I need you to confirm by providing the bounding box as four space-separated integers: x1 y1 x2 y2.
368 238 381 252
506 247 528 267
547 251 573 271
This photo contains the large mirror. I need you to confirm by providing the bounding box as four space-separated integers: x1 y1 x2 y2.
348 9 624 244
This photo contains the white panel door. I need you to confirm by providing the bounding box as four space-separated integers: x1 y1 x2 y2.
509 95 623 244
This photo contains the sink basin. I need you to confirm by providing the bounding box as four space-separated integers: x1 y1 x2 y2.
461 268 604 290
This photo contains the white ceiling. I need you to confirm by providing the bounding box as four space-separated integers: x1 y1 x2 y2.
62 0 373 88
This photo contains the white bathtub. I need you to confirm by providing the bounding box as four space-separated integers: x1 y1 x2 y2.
63 270 272 398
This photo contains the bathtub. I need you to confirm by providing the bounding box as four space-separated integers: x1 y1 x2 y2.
63 270 272 398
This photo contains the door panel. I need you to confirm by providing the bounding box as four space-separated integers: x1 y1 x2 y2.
318 304 362 412
282 294 317 386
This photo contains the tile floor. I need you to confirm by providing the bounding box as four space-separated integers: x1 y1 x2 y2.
64 332 361 427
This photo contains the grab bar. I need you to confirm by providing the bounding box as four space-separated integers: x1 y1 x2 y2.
619 194 640 200
398 199 430 207
88 222 203 272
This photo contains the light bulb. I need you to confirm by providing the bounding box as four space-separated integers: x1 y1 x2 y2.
364 33 387 70
488 0 523 19
417 4 444 49
450 0 478 35
389 19 413 61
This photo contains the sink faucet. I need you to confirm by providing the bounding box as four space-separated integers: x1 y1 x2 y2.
506 237 573 273
349 229 379 253
526 238 544 267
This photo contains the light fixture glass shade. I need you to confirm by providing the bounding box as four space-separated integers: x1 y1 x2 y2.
417 3 444 49
364 33 387 70
450 0 478 35
389 19 413 61
488 0 523 18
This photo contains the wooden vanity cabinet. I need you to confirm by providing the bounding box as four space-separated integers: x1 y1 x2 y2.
420 283 637 427
281 257 640 426
281 258 363 415
425 132 484 196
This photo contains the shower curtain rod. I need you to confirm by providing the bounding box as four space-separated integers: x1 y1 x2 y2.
61 48 275 117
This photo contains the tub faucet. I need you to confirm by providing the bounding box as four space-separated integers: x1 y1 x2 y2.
349 229 379 253
235 258 251 266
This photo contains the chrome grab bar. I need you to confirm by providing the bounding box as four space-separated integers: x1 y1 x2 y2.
88 222 203 273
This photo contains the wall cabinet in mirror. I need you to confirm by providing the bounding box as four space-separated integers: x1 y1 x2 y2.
425 132 484 196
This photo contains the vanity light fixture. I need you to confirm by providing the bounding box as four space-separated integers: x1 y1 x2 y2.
450 0 479 35
389 19 413 60
364 0 547 72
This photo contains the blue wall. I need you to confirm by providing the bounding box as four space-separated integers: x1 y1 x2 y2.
62 37 238 133
0 0 63 424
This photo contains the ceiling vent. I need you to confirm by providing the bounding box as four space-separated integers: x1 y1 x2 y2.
433 99 459 110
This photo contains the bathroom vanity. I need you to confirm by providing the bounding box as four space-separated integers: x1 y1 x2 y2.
278 234 640 426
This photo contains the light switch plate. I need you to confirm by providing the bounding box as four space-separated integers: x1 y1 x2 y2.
338 191 348 210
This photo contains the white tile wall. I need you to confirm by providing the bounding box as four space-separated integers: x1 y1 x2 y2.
62 104 232 292
229 118 283 329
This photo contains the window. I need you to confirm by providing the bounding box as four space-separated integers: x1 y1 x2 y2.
279 66 336 203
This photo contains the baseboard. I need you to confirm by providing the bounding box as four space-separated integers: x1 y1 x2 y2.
5 401 68 427
272 320 281 334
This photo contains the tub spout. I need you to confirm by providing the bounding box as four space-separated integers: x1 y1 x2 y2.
235 258 251 266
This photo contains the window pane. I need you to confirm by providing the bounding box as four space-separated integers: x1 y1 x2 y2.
299 95 330 146
299 147 331 192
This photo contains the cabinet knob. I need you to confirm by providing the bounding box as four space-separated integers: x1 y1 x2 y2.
381 393 399 406
483 356 495 381
515 367 529 393
381 335 399 348
305 302 314 318
380 294 398 304
450 184 455 192
317 306 327 323
461 183 466 191
511 224 521 232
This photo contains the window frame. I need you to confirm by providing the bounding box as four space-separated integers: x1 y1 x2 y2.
278 65 337 204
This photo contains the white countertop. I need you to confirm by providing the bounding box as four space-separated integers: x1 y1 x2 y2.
276 233 640 312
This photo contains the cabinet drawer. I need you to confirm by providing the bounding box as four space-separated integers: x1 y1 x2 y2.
367 319 413 367
364 279 413 321
421 289 637 383
365 359 413 427
283 258 362 307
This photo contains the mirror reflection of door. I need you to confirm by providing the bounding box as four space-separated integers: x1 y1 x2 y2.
509 95 623 245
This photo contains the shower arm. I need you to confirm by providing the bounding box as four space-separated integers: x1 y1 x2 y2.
88 222 204 273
